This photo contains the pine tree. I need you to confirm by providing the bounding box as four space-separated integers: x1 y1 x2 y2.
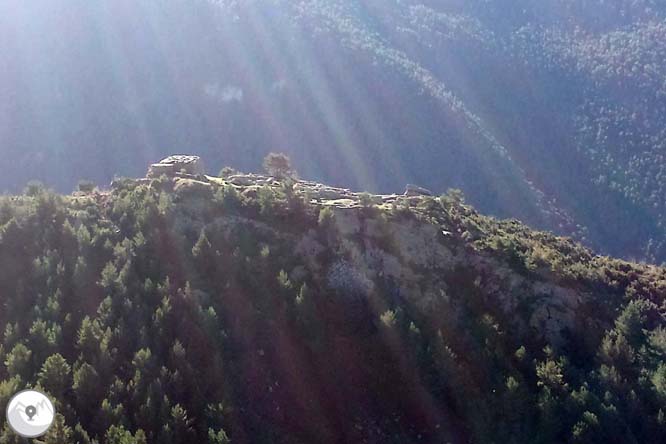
73 362 101 423
0 377 22 417
77 317 102 360
4 343 32 378
262 152 295 179
208 428 231 444
41 414 72 444
72 424 93 444
104 425 137 444
38 353 71 397
0 424 24 444
170 404 195 444
29 320 61 365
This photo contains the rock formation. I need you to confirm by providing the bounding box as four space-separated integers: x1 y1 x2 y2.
147 155 205 178
404 184 433 196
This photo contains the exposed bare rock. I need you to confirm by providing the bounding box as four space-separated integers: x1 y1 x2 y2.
173 177 212 194
527 282 583 345
388 219 455 270
227 174 274 186
148 155 205 178
307 185 356 201
404 184 433 196
330 207 362 236
320 199 360 209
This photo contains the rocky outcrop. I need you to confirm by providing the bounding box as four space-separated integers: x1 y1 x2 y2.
297 181 357 201
148 155 205 178
404 184 433 196
138 161 659 350
226 173 276 187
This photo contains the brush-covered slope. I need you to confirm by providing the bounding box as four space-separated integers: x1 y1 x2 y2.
0 174 665 444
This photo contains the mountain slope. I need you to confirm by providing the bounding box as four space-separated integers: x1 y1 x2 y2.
1 0 665 262
0 172 664 443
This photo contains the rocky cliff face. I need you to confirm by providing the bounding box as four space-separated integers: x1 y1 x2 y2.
146 171 665 442
156 172 664 350
147 155 206 178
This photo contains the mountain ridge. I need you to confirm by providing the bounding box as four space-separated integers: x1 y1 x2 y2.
1 167 664 442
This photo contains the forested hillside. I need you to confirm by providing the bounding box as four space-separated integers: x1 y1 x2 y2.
0 172 665 443
1 0 665 261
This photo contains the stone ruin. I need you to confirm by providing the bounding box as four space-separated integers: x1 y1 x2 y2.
147 155 205 178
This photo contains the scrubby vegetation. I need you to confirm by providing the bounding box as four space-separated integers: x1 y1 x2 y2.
0 177 664 443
